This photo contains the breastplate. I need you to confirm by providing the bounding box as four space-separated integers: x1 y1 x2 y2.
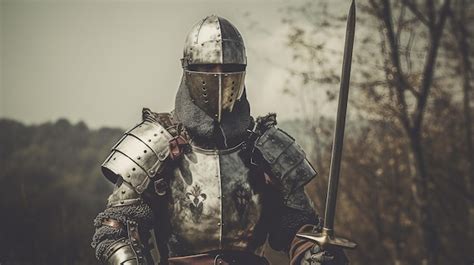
166 143 263 256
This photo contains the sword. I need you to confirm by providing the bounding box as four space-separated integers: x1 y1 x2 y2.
296 0 357 250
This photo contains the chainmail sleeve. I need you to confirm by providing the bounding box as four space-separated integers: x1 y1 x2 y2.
91 178 154 265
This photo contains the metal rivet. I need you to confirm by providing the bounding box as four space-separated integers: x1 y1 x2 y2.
132 168 136 171
160 130 164 134
137 157 141 160
148 139 151 142
149 170 155 174
113 157 116 160
143 150 147 153
121 190 126 194
127 175 130 178
154 133 157 137
120 201 124 204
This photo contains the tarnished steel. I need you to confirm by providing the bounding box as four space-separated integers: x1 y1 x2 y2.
254 126 317 211
102 238 143 265
184 71 245 121
181 15 247 122
167 143 262 256
107 180 142 208
297 0 357 250
323 0 356 236
101 120 173 194
182 15 246 66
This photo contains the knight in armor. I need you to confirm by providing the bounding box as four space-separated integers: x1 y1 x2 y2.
91 15 347 265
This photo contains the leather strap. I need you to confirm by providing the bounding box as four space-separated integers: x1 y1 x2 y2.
167 251 269 265
289 224 318 265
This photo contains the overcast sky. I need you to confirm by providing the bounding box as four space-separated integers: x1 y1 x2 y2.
1 0 348 128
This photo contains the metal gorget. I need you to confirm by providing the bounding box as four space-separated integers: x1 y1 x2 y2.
166 142 263 257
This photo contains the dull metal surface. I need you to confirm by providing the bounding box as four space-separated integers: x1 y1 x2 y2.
107 179 142 208
184 71 245 121
167 143 262 256
101 120 173 194
254 126 317 211
102 238 142 265
182 15 246 66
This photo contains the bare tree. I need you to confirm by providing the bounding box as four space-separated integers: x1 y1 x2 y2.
364 1 451 263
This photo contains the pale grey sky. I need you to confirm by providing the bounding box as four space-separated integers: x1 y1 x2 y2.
1 0 347 128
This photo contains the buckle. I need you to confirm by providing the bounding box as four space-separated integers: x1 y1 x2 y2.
154 178 168 196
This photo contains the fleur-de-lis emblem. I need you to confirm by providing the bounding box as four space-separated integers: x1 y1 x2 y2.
186 184 207 223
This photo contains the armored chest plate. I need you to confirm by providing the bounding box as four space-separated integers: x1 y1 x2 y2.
166 143 262 256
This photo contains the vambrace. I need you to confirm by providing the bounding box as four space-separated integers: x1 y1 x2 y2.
91 181 153 265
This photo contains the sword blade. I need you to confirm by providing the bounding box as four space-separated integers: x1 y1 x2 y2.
323 0 356 236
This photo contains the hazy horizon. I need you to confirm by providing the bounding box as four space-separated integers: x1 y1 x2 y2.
0 0 350 129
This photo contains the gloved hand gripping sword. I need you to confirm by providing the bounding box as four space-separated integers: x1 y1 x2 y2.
296 0 357 251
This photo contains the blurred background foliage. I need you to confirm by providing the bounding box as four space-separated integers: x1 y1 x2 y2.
1 0 473 264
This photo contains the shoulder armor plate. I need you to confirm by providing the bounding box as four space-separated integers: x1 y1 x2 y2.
101 113 174 194
254 126 317 209
107 179 142 207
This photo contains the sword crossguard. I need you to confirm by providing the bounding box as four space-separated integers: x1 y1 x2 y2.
296 229 357 250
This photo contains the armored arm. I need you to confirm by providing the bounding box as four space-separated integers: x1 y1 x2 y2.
252 120 320 255
92 180 153 265
92 109 173 265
